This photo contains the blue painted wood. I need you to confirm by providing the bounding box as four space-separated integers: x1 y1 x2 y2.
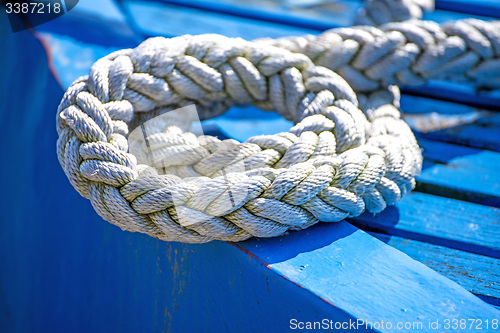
401 84 500 113
401 95 500 152
425 8 498 22
35 0 140 47
370 232 500 306
238 224 500 331
117 0 500 38
147 0 350 30
36 32 125 89
417 138 500 207
436 0 500 19
477 113 500 127
120 0 318 39
141 0 500 30
401 93 496 116
417 125 500 153
349 192 500 258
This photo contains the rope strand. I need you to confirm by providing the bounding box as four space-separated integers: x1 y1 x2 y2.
259 19 500 92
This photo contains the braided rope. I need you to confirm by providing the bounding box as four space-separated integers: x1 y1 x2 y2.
260 19 500 92
356 0 434 26
56 35 422 243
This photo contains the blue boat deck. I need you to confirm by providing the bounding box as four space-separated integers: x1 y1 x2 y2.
1 0 499 332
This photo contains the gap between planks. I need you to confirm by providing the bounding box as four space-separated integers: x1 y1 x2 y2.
369 231 500 307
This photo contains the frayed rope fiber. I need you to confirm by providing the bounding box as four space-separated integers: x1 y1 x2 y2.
261 18 500 92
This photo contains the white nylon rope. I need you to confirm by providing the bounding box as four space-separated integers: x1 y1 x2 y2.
355 0 435 26
259 18 500 92
56 35 422 243
56 14 500 243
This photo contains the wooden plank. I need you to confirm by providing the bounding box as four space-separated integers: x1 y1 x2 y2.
417 126 500 153
121 1 318 39
402 94 500 152
350 192 500 258
35 0 140 47
151 0 351 30
417 138 500 207
370 232 500 307
401 83 500 114
477 113 500 127
118 0 500 38
203 108 500 208
238 223 500 332
37 33 125 89
149 0 500 28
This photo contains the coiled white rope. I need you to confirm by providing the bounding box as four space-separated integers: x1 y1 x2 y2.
56 34 422 243
56 10 499 243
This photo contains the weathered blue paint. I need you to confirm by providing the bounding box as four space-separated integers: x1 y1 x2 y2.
478 113 500 127
436 0 500 19
402 94 495 116
401 83 500 111
120 1 319 39
130 0 500 28
402 94 500 151
239 223 500 331
417 125 500 153
418 139 500 207
37 32 125 89
36 0 140 47
350 192 500 258
370 232 500 306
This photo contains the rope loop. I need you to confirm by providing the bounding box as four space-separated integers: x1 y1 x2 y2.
57 34 422 243
262 18 500 93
